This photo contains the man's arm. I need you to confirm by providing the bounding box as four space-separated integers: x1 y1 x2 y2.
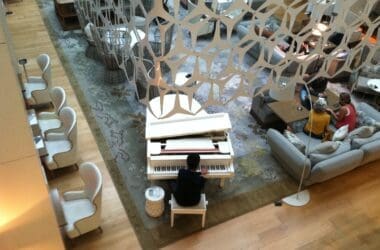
200 166 208 176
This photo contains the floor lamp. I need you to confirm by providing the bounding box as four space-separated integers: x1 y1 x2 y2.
282 82 314 207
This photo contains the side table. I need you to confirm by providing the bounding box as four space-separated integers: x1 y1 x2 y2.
27 109 41 136
54 0 80 31
145 186 165 217
34 135 48 157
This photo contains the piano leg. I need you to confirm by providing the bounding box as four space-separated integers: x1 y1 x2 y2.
219 178 225 188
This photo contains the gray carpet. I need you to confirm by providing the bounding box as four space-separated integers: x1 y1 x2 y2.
36 0 298 248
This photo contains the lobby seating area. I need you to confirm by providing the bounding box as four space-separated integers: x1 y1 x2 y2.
267 102 380 186
1 0 380 249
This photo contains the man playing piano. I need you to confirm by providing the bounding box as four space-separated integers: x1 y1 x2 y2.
173 153 208 206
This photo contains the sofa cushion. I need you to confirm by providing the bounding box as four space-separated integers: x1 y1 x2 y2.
309 141 351 166
351 131 380 149
284 130 306 153
306 149 363 185
348 126 376 139
309 141 340 154
332 125 349 141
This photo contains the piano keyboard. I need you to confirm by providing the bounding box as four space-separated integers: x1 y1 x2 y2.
153 164 228 174
148 161 234 180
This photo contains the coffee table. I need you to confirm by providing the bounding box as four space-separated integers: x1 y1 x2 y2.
268 100 309 124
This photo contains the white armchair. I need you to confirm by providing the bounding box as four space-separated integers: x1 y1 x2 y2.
23 54 52 106
60 162 103 238
37 86 67 137
42 106 77 171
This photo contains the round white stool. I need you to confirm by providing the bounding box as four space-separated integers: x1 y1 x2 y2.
145 186 165 217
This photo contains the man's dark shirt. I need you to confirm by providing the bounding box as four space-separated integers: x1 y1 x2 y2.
174 168 205 206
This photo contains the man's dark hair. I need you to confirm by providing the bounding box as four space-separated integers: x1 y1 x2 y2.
187 153 200 171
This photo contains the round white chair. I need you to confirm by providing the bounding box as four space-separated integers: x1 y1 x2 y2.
23 54 52 107
60 162 103 238
42 106 77 171
37 87 67 137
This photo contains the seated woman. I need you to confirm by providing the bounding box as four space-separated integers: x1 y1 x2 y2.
304 98 331 139
326 92 357 132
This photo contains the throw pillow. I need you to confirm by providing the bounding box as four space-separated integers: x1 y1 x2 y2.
309 141 340 155
348 126 375 139
351 131 380 149
332 125 349 141
283 130 306 154
309 141 351 166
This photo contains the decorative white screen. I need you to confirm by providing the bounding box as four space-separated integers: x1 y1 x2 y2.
74 0 379 117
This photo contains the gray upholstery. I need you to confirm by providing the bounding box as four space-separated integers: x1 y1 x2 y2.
235 20 285 65
267 129 312 181
360 140 380 165
250 87 285 129
352 64 380 95
267 105 380 186
351 131 380 149
236 20 324 76
308 141 351 166
357 102 380 122
306 150 363 185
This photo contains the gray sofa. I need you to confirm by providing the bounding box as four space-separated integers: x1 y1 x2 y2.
235 19 285 65
235 20 324 76
352 64 380 95
267 102 380 186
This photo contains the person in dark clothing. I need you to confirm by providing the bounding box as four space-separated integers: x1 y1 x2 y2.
174 153 207 206
300 76 328 110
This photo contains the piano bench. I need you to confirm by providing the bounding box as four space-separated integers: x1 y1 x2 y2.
169 194 208 228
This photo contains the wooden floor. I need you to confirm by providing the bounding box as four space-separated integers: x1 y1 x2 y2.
5 1 380 249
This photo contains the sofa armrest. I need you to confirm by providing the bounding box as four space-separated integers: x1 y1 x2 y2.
267 129 311 181
357 102 380 122
360 139 380 165
306 149 363 185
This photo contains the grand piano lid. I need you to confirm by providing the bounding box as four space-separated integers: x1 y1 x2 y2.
145 112 232 139
146 94 232 139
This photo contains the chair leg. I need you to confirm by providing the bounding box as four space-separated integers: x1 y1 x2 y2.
171 212 174 228
202 213 206 228
46 168 55 180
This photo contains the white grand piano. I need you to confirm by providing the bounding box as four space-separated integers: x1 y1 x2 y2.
145 94 235 187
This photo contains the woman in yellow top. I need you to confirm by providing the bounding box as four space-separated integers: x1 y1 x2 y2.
304 98 331 139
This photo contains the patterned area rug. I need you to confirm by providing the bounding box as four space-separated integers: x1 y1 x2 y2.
37 0 297 248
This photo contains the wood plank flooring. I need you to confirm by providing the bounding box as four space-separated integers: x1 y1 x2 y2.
5 1 380 249
4 1 141 249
